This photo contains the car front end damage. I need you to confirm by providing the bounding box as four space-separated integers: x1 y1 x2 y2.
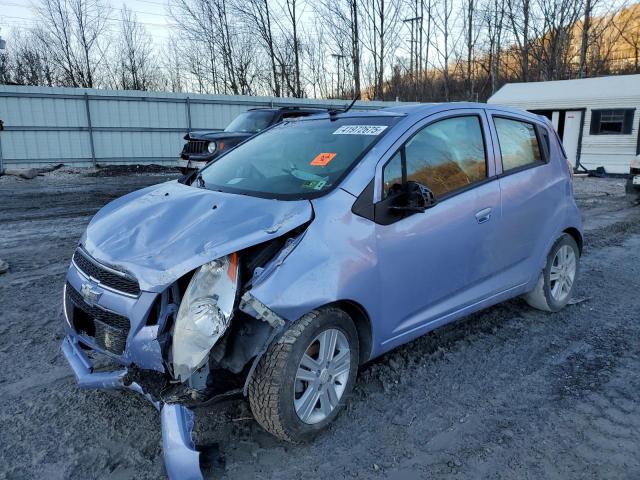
61 181 312 479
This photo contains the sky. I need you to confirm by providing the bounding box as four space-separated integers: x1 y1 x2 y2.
0 0 175 44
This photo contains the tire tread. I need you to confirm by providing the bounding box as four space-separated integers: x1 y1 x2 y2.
248 310 325 442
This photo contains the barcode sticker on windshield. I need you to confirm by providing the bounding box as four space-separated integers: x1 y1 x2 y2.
333 125 388 135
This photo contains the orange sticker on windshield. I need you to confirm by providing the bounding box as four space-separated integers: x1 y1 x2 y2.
310 152 336 166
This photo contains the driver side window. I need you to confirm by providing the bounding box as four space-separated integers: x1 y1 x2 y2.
382 115 487 199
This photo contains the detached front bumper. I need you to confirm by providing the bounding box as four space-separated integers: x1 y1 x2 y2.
61 336 203 480
177 158 208 170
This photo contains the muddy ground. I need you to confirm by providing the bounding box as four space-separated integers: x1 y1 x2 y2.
0 170 639 480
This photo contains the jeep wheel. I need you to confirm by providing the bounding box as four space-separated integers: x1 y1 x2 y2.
248 308 359 443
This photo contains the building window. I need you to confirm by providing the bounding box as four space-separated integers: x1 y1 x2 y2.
590 109 635 135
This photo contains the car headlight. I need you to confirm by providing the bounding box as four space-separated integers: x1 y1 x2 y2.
207 141 217 154
171 253 239 382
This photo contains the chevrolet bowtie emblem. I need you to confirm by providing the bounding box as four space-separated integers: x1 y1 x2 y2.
80 283 102 306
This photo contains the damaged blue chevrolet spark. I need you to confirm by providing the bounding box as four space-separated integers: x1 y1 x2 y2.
62 103 582 478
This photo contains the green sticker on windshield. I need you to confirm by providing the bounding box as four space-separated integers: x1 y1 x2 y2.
302 179 327 190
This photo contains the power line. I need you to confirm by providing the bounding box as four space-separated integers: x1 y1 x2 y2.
0 1 175 26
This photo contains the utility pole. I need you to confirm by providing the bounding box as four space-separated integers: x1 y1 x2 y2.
331 53 346 98
579 0 592 78
404 16 422 99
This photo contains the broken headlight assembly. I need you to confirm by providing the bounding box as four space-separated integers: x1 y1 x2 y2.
171 253 239 382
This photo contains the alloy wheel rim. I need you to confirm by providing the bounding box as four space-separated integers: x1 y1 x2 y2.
294 328 350 425
549 245 577 302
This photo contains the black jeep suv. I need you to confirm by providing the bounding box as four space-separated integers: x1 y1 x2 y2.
178 106 326 173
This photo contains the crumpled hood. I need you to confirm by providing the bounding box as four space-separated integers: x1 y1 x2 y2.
82 181 313 292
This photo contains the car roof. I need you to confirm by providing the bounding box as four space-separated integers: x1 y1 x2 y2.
313 102 547 124
248 106 329 113
251 102 546 125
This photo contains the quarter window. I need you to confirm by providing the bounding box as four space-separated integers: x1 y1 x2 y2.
494 117 542 172
382 151 403 198
382 115 487 199
590 109 635 135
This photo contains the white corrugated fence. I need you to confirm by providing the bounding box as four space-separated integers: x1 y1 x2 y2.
0 86 403 170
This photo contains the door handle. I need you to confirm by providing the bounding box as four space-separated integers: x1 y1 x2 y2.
475 207 492 224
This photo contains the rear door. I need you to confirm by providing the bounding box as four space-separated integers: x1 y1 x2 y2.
486 111 560 290
374 110 503 349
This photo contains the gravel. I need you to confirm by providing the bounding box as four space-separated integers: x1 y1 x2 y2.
0 170 639 479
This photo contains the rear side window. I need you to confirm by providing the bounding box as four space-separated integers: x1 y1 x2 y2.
494 117 542 172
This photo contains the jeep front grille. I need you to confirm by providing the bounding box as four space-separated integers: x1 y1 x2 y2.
73 248 140 296
65 282 130 355
182 140 208 155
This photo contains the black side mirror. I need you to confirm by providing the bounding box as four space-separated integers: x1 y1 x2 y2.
389 181 437 213
178 169 198 185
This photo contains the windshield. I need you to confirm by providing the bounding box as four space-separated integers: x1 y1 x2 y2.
200 116 398 199
224 111 276 133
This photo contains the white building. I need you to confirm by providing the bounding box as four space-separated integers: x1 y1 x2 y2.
488 74 640 174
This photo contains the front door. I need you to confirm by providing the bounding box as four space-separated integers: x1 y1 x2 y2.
374 112 502 349
562 110 583 169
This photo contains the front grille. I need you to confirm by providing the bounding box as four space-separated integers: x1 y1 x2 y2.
73 249 140 296
66 282 130 355
182 140 208 155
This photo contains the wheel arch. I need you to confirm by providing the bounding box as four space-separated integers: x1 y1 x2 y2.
325 300 373 365
563 227 583 254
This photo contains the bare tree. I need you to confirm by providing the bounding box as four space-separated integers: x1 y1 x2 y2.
578 0 593 77
431 0 462 100
614 4 640 72
506 0 531 81
285 0 303 97
33 0 110 87
484 0 506 93
171 0 244 94
160 36 185 93
115 7 157 90
234 0 281 96
317 0 362 97
361 0 403 98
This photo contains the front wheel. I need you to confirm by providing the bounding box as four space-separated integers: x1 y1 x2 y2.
524 233 580 312
248 308 359 443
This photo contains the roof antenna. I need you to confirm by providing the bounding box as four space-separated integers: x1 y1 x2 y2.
329 93 360 119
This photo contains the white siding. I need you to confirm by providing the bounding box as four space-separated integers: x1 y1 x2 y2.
488 75 640 174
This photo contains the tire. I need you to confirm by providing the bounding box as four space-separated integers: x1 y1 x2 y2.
625 178 640 205
524 233 580 312
248 307 359 443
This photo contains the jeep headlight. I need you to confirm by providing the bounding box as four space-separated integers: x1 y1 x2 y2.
207 141 217 154
171 253 239 382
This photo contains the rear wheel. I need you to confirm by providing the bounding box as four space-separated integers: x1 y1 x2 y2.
524 234 580 312
248 308 359 442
